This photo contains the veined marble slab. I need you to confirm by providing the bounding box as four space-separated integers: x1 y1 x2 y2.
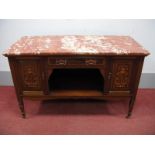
3 35 150 56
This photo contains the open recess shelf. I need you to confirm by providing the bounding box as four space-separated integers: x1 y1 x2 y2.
48 69 104 97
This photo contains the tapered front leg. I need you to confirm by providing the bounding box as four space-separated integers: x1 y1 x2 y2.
126 96 136 118
18 97 26 118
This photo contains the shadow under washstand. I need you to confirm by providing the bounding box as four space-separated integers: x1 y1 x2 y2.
37 99 129 116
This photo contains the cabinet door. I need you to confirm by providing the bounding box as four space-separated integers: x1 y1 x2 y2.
18 59 42 91
110 59 134 91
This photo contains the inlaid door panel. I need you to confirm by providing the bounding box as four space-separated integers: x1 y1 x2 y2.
18 59 42 91
110 60 134 91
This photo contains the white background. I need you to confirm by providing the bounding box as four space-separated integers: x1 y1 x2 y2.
0 19 154 73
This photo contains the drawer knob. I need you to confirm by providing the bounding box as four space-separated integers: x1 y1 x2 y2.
85 59 96 65
56 59 67 65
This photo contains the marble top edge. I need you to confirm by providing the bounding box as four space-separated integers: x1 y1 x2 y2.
3 35 150 56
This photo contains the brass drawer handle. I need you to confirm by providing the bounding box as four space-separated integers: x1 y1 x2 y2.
56 59 67 65
85 59 96 65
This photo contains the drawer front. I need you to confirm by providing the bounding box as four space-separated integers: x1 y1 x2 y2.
48 57 105 66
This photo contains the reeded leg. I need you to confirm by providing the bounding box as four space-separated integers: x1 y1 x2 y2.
126 96 136 118
18 97 26 118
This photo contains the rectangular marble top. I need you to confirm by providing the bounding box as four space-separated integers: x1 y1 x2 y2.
3 35 150 56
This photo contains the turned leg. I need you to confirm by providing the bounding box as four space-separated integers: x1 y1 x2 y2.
126 96 136 118
18 97 26 118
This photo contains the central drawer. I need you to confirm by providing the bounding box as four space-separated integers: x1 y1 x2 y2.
48 57 106 66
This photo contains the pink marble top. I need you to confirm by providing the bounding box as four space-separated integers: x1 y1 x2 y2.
4 35 150 56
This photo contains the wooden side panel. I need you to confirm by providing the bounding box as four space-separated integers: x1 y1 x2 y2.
18 59 42 91
110 59 134 91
